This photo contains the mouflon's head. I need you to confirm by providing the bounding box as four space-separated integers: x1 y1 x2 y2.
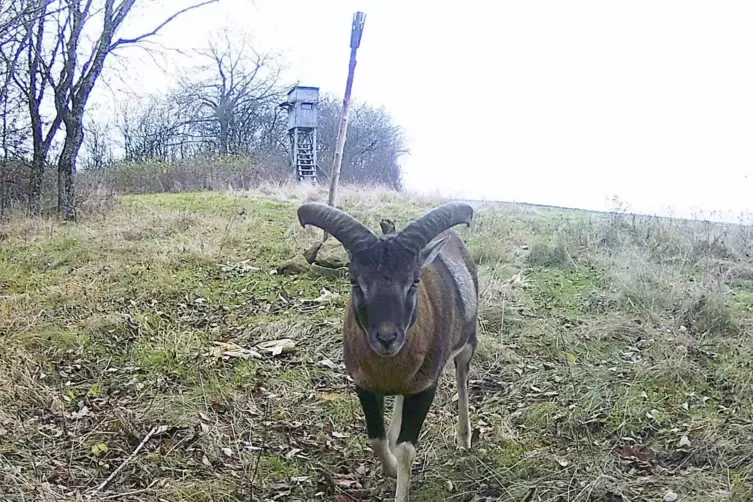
297 201 473 356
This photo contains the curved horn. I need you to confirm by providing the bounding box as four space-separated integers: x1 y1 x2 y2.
395 202 474 254
297 202 379 254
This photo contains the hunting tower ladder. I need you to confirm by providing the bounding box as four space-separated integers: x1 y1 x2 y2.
280 86 320 182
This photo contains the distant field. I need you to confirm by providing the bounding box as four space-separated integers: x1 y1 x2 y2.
1 183 752 501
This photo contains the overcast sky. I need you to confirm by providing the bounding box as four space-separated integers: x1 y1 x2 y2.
111 0 753 222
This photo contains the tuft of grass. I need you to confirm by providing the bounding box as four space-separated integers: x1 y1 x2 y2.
1 184 752 501
526 233 573 269
678 291 740 335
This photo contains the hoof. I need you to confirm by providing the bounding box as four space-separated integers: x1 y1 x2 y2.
382 456 398 478
371 438 398 478
457 431 472 450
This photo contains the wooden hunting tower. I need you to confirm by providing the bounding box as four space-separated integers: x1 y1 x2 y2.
280 86 319 182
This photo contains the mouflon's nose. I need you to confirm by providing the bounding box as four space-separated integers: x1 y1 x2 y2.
375 329 398 349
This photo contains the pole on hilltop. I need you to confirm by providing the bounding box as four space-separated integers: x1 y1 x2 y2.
323 11 366 242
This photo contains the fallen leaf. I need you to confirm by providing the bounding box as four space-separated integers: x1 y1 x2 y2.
317 358 338 370
335 478 358 488
554 455 569 467
471 428 481 446
50 396 66 416
202 455 211 467
220 260 260 274
664 490 678 502
210 341 262 360
314 288 340 302
321 392 343 401
678 435 691 448
221 447 233 457
224 349 263 359
618 444 654 464
91 443 109 456
71 405 90 420
256 339 296 356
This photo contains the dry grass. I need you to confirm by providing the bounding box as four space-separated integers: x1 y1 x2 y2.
1 183 753 501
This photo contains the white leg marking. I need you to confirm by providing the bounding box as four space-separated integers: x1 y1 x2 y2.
388 395 403 449
370 438 397 478
455 343 473 450
393 442 416 502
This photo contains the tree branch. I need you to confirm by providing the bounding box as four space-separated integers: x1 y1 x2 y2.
109 0 218 50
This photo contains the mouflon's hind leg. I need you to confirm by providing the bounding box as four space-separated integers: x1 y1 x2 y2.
454 342 474 450
393 384 437 502
356 386 397 478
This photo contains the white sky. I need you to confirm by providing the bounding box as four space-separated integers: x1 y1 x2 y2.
107 0 753 222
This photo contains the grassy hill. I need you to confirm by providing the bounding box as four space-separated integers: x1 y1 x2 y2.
1 183 752 501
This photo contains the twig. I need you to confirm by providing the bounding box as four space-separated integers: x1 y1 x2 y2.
249 399 270 498
521 487 537 501
217 211 240 254
90 425 161 495
100 479 159 499
110 1 219 49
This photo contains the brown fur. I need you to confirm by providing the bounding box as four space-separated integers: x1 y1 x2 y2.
343 230 478 395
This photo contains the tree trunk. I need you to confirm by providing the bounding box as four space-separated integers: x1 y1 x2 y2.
58 116 83 221
28 152 44 216
0 161 7 217
219 112 229 156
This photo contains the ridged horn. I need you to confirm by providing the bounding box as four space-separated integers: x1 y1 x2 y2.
297 202 379 254
395 202 474 254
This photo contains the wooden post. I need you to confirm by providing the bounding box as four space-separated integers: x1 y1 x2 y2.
293 128 299 180
323 11 366 242
313 127 318 180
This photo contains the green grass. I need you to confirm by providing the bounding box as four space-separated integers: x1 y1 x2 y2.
1 185 752 501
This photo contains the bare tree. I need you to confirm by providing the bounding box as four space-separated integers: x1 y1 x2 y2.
0 0 35 213
118 91 199 163
11 0 217 219
177 30 286 157
316 94 407 190
113 87 409 190
56 0 219 220
81 117 113 170
9 1 64 216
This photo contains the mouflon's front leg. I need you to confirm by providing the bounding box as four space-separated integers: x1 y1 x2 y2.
356 387 397 478
393 385 437 502
388 395 403 449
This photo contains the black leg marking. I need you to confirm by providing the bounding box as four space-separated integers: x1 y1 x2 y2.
396 384 437 445
356 386 385 439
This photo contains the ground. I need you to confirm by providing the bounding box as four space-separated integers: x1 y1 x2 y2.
1 183 752 502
